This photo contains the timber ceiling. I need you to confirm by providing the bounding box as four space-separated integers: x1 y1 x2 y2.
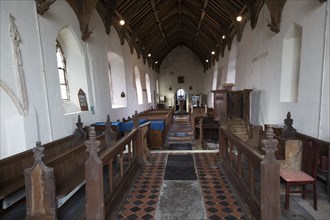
36 0 327 72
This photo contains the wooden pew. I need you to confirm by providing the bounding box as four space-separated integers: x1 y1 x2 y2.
137 108 173 149
0 115 86 209
24 115 149 219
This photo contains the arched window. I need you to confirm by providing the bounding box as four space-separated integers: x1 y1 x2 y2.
56 40 70 101
210 62 219 107
107 63 114 104
107 52 127 108
134 65 143 105
56 27 89 113
145 73 151 103
156 79 159 98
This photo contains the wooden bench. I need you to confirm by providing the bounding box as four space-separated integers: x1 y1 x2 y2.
0 115 86 208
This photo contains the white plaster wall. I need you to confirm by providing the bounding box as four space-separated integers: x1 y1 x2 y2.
159 46 205 108
107 26 155 120
0 1 157 158
37 0 93 140
0 1 49 158
205 1 329 141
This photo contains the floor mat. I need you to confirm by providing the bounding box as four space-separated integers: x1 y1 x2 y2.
168 143 192 150
164 155 197 180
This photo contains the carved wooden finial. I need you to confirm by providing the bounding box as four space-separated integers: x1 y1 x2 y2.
89 126 96 142
105 114 112 128
281 111 296 138
103 115 117 146
284 112 293 127
261 126 278 155
85 127 100 154
32 141 45 161
74 115 87 141
76 115 83 129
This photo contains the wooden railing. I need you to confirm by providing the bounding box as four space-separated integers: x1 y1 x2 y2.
220 126 280 219
85 120 150 220
24 115 150 219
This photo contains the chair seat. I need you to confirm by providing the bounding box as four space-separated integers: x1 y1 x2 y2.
280 168 314 182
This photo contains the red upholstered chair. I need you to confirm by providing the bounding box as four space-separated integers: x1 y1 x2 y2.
280 139 321 210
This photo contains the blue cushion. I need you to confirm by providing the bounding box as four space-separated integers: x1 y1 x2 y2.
150 120 165 131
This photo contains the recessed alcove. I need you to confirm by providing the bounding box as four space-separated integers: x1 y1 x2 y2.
280 23 303 103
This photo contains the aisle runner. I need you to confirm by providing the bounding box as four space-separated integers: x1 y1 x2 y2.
168 143 192 150
164 155 196 180
156 154 205 219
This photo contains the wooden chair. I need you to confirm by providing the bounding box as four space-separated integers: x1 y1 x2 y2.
280 139 321 210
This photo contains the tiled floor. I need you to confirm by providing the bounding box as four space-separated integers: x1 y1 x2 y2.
116 153 167 219
116 153 247 219
195 153 247 220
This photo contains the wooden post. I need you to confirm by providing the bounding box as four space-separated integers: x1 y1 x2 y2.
199 117 204 146
133 112 144 164
85 127 104 220
260 127 280 219
25 141 57 220
219 126 226 163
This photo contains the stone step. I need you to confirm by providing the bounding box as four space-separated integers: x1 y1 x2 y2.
167 136 194 142
171 128 192 131
169 131 193 136
228 126 248 133
227 119 246 126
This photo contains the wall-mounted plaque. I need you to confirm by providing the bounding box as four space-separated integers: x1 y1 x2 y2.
160 95 166 102
78 89 89 111
178 76 184 83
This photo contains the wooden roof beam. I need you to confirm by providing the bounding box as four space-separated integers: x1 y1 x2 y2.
150 0 170 52
36 0 56 15
264 0 287 33
194 0 209 45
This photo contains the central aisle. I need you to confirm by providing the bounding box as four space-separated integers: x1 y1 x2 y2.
116 152 247 219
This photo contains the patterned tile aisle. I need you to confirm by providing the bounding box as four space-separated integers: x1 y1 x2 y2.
116 153 167 220
116 153 247 220
194 153 247 220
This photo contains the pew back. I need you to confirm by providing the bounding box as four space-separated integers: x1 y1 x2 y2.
0 134 84 201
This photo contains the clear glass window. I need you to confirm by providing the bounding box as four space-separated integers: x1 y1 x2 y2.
56 40 70 101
